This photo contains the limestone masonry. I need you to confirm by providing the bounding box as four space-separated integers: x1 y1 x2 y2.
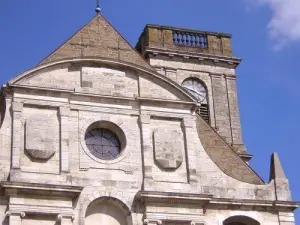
0 14 298 225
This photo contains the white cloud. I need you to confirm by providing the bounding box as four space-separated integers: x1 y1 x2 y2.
251 0 300 49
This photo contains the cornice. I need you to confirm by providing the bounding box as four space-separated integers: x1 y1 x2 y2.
137 191 299 211
137 191 212 205
1 181 83 199
146 47 241 68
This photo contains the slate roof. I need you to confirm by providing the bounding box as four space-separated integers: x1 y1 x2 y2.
196 115 264 185
39 15 155 72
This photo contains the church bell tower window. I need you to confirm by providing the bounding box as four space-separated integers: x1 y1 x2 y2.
182 78 210 123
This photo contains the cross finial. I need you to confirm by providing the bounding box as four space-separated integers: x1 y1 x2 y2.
95 0 101 14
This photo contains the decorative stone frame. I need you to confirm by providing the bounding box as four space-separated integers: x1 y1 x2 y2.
80 120 128 165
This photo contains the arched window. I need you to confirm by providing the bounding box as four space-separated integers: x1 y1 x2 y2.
223 216 260 225
182 78 210 123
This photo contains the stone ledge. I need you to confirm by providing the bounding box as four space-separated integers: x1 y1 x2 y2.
145 47 241 68
8 204 73 216
1 181 83 198
137 191 213 205
210 198 299 211
137 191 299 210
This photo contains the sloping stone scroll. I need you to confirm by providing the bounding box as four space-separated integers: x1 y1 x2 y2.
153 129 183 169
25 119 56 160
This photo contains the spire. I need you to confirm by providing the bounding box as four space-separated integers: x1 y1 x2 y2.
269 152 287 181
95 0 101 14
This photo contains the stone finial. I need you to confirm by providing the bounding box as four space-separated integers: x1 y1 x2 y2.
269 152 287 181
270 152 292 201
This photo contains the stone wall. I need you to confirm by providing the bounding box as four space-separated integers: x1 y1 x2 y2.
0 63 296 225
148 57 245 152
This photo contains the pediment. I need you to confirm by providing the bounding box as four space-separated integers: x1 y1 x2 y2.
9 59 194 103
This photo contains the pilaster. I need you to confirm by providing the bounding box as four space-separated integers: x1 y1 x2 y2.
11 102 23 169
183 117 198 184
6 211 25 225
225 75 246 154
278 212 296 225
59 106 70 172
139 114 154 182
210 73 231 144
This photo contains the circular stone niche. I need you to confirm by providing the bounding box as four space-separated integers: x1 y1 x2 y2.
84 121 127 161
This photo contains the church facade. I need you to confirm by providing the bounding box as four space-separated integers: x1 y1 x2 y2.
0 14 298 225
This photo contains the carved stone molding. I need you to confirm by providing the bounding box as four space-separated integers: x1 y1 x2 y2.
5 211 26 218
153 129 183 169
25 119 56 161
144 219 163 225
59 106 70 117
191 221 205 225
11 102 23 113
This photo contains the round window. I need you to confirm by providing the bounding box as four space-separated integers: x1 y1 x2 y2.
85 128 121 160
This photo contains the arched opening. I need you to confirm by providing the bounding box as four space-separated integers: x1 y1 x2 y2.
223 216 260 225
181 77 210 123
85 197 132 225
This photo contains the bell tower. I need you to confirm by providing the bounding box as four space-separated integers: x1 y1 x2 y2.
136 25 250 161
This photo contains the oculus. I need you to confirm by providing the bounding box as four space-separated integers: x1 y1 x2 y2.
85 128 121 160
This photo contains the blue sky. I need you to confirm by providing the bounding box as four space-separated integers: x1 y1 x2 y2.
1 0 300 222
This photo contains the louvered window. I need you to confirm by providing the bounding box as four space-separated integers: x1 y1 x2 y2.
199 104 210 123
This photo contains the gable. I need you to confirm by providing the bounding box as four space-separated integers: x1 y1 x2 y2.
39 15 155 72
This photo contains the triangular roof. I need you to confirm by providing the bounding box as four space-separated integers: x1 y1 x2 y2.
39 15 155 71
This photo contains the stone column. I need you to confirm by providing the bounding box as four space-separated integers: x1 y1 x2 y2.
57 214 74 225
139 114 154 182
183 117 198 184
144 219 162 225
6 211 25 225
11 102 23 169
59 106 70 173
